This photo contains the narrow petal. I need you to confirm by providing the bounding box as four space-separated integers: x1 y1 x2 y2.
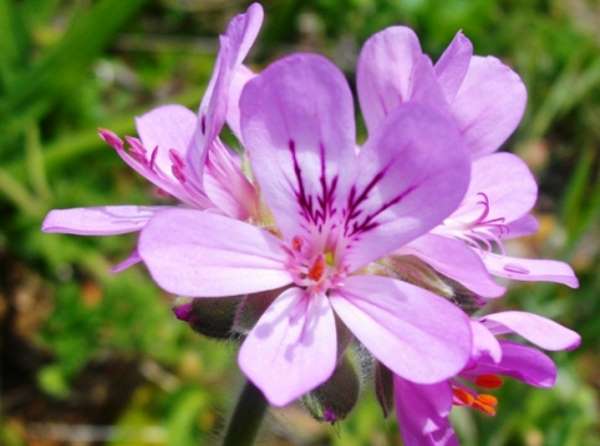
394 377 458 446
435 31 473 102
238 288 337 406
42 206 164 235
187 3 264 182
330 275 471 384
401 233 506 298
481 252 579 288
356 26 423 134
240 53 357 240
111 248 142 273
226 65 256 141
464 341 557 388
505 213 539 239
470 320 502 363
480 311 581 351
451 55 527 157
344 103 471 271
459 153 537 224
138 209 293 297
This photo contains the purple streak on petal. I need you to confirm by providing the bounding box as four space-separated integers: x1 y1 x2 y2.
111 248 142 273
343 103 471 271
240 53 357 240
400 233 506 298
98 128 123 150
42 205 165 236
394 376 458 446
435 31 473 102
481 311 581 351
138 209 293 297
238 288 337 407
481 252 579 288
451 55 527 157
464 341 557 388
330 275 471 384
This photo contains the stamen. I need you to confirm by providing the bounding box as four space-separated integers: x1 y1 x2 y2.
307 256 326 282
98 128 123 150
452 388 475 406
475 374 503 389
292 236 303 252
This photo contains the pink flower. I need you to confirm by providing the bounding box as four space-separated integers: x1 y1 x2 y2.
357 27 577 296
41 3 264 270
139 53 474 406
393 311 580 446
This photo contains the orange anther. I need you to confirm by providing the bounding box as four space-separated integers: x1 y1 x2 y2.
452 388 475 406
475 374 503 389
477 394 498 406
308 256 326 281
472 400 497 416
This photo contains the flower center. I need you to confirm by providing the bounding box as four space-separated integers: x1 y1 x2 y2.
287 236 342 292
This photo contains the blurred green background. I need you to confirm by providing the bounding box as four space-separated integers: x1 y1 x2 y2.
1 0 599 445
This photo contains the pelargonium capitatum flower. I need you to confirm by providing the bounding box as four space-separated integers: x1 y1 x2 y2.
393 311 580 446
356 26 578 297
138 53 475 406
41 3 263 270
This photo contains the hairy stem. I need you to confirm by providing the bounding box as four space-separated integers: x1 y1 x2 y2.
222 380 268 446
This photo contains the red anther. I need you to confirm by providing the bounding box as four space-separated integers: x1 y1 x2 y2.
475 374 503 389
307 256 326 282
292 236 303 252
452 387 475 406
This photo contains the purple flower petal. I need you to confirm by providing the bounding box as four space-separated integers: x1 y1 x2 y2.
471 320 502 363
356 26 423 134
504 213 539 239
401 233 506 298
394 376 458 446
138 209 293 297
238 288 337 406
330 275 471 384
111 248 142 273
42 205 165 235
434 31 473 102
481 311 581 351
451 55 527 157
481 252 579 288
240 53 357 240
186 3 263 183
226 64 256 141
459 152 537 224
464 341 557 388
343 103 470 271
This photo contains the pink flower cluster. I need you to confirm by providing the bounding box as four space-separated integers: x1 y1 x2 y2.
43 4 580 444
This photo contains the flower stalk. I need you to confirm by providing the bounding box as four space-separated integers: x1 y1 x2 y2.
222 380 268 446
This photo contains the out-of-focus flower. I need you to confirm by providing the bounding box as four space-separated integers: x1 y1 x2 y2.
41 3 264 270
139 53 474 406
392 311 581 446
357 26 578 297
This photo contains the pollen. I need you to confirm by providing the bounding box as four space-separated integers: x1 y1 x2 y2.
472 394 498 416
292 236 303 252
452 388 475 406
475 374 503 389
308 255 326 281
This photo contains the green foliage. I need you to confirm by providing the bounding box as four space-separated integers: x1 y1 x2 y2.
1 0 599 445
